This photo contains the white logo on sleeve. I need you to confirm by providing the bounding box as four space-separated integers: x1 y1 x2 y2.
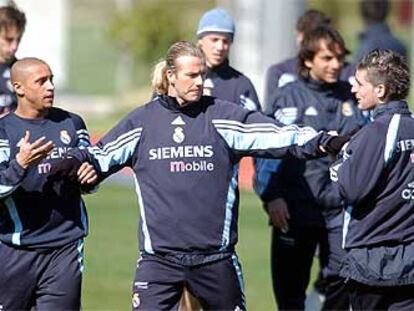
401 182 414 200
278 73 296 87
274 107 298 125
240 94 257 111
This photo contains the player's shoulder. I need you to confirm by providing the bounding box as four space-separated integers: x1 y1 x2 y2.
273 78 303 99
225 65 253 85
204 96 251 120
48 107 89 131
48 107 82 122
268 57 297 73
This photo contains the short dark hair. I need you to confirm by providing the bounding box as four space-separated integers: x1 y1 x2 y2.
357 49 410 101
298 25 347 79
296 9 331 33
360 0 389 25
0 4 26 34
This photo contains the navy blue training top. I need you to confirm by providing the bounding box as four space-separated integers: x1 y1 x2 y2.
0 108 90 249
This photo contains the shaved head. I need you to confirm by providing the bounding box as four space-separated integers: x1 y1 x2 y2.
11 57 49 83
11 57 55 118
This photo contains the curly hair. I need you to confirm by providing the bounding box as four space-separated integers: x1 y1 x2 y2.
357 49 410 101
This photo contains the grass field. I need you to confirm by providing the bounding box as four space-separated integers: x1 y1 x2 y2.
81 182 277 310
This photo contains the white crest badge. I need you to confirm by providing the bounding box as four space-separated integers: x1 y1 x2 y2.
132 293 140 308
342 101 354 117
173 127 185 143
60 130 71 145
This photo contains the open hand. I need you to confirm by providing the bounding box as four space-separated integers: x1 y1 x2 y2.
16 131 54 168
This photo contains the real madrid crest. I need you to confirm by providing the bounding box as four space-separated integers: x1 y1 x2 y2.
132 292 140 308
342 101 354 117
171 116 186 143
60 130 71 145
173 127 185 143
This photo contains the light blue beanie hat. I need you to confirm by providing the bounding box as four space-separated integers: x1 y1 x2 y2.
197 8 235 39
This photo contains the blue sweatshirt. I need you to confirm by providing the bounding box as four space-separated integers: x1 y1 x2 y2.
204 60 260 111
331 101 414 286
70 95 328 264
0 108 90 249
0 58 17 110
263 57 356 114
255 78 365 226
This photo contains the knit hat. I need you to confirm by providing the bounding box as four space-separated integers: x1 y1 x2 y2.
197 8 235 39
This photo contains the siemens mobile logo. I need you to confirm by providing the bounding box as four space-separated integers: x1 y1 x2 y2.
148 145 213 160
46 146 72 160
38 147 73 174
148 145 215 172
396 139 414 153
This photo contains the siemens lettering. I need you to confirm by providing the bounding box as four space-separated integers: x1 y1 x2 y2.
148 145 214 160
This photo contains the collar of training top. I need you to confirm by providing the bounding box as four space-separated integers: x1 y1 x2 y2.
372 100 410 119
158 95 214 117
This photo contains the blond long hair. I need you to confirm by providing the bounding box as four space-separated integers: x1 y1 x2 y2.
151 41 205 95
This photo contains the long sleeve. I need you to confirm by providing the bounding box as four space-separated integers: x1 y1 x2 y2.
254 158 284 202
254 86 302 202
330 122 388 205
212 110 327 160
0 131 26 199
71 113 142 181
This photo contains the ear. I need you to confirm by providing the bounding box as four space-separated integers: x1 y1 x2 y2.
304 59 313 69
166 68 176 86
375 84 386 100
12 81 24 96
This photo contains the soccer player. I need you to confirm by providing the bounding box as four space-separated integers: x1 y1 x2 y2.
181 8 263 309
197 7 260 111
0 4 26 115
354 0 406 62
255 25 366 310
330 49 414 310
0 57 96 310
263 10 330 113
61 41 346 310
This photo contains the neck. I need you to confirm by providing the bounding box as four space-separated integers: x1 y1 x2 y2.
15 103 49 119
167 88 190 107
